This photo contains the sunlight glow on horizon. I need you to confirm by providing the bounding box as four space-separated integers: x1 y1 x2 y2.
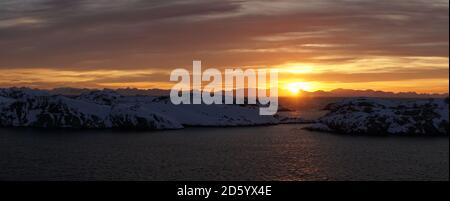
0 57 448 96
285 82 315 95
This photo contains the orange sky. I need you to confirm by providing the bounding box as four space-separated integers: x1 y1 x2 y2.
0 0 448 96
0 59 447 96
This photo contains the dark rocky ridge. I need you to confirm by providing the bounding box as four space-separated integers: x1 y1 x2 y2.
305 98 449 135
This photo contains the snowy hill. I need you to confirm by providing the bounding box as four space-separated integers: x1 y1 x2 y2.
305 97 449 135
0 88 181 129
0 88 289 130
1 88 446 134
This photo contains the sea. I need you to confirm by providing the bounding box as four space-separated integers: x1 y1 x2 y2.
0 124 448 181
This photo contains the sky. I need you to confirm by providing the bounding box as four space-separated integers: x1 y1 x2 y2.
0 0 448 95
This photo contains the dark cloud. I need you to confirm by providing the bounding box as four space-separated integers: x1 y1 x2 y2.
0 0 448 72
282 68 449 83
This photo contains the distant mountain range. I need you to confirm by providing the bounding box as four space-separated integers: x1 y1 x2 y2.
49 87 169 97
298 88 448 98
47 87 448 98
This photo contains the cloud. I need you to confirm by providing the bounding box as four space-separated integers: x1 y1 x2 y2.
280 68 449 83
0 0 448 92
0 17 44 28
0 0 448 69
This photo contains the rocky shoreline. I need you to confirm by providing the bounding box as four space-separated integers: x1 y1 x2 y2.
305 98 449 136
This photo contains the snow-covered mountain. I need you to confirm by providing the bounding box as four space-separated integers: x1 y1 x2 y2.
47 87 448 98
305 97 449 135
0 88 182 129
1 88 447 135
0 88 293 129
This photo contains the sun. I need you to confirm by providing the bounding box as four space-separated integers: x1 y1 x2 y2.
286 82 313 95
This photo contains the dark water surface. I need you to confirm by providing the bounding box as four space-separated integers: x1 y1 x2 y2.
0 125 448 181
